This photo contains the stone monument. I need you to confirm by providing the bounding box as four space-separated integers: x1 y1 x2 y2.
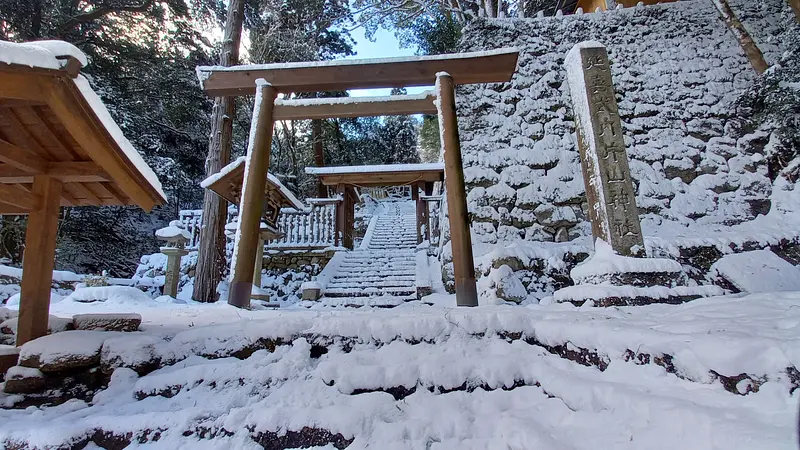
565 41 644 256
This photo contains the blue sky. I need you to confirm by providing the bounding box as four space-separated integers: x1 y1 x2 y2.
346 27 432 98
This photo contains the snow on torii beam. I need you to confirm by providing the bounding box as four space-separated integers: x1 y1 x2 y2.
273 92 438 120
196 49 519 96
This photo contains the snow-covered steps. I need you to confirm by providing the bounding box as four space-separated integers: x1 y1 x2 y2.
3 297 799 449
306 200 426 307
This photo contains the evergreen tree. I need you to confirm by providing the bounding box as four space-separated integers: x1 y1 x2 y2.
0 0 218 275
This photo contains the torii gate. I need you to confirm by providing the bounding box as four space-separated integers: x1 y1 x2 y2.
196 49 519 309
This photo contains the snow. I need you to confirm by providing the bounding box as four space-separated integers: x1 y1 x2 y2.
155 220 192 241
200 155 304 210
275 90 435 106
60 286 154 305
711 250 800 293
196 48 518 83
571 239 682 282
21 40 88 67
552 284 724 303
306 162 444 176
73 75 167 202
0 40 67 70
18 330 111 366
1 292 799 448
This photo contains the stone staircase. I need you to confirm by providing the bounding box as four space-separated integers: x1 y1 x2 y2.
319 201 420 305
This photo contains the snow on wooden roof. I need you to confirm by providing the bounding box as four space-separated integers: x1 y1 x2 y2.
0 40 167 213
201 156 304 210
306 163 445 187
196 48 519 96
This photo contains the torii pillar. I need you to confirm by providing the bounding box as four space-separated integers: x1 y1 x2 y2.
436 73 478 307
229 79 277 309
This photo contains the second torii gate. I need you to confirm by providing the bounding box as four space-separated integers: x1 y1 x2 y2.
196 49 519 309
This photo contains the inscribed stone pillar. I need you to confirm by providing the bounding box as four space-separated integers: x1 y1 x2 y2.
565 41 644 256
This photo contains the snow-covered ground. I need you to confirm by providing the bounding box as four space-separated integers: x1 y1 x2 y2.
1 290 799 449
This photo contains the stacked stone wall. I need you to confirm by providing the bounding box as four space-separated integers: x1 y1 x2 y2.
440 0 792 296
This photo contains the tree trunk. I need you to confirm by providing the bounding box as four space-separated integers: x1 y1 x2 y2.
193 0 245 303
313 119 326 198
712 0 768 74
787 0 800 22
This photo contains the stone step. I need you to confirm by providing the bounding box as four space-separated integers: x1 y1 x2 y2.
338 262 415 268
337 268 415 275
331 275 415 283
323 287 417 298
327 281 415 290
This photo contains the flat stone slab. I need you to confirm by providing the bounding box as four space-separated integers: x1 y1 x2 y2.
18 330 112 373
3 366 45 394
711 250 800 293
73 313 142 332
553 284 724 307
571 240 684 286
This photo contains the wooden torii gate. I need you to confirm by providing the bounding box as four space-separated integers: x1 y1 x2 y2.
196 49 519 308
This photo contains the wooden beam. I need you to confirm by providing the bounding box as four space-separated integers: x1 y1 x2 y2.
273 93 437 120
436 73 478 307
0 138 49 172
0 202 28 215
46 78 162 211
0 70 54 104
317 171 443 187
228 82 277 309
0 183 41 211
0 161 110 183
198 49 519 96
16 175 62 345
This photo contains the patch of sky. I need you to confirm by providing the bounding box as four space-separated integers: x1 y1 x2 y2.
347 27 432 98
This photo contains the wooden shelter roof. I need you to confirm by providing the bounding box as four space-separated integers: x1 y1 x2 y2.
305 163 444 188
201 156 304 210
0 40 167 214
196 48 519 96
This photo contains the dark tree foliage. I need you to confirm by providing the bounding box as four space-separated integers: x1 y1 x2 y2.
0 0 219 275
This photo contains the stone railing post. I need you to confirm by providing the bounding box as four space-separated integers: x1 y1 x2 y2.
565 41 644 256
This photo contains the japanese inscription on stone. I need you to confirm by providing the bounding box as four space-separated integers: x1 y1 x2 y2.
565 41 644 256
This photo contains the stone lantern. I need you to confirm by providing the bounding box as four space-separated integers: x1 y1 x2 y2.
156 220 191 297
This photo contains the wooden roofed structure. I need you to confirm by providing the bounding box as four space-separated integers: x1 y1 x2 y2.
0 40 167 345
197 48 519 309
306 163 445 250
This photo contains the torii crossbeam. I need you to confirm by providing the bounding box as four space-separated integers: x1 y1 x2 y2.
197 48 519 309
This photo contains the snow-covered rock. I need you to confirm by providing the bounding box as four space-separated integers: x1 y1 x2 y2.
18 331 114 373
711 250 800 293
73 313 142 332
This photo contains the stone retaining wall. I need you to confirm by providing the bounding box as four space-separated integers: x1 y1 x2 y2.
440 0 794 298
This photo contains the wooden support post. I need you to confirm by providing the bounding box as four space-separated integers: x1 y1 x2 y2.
335 184 345 248
423 182 434 242
253 235 265 289
413 181 424 244
344 186 356 250
228 81 277 309
313 119 326 198
16 175 62 345
436 73 478 307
